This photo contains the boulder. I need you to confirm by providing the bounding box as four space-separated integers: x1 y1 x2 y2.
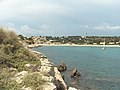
70 68 81 77
57 62 67 72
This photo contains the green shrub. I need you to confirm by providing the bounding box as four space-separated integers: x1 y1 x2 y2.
0 49 15 68
0 28 18 45
0 28 42 89
0 28 7 44
22 73 46 90
0 46 41 71
12 48 41 71
0 68 22 90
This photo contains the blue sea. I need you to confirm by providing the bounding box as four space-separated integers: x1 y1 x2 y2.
33 46 120 90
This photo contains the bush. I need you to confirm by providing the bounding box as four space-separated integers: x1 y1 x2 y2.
22 73 46 90
0 28 42 89
0 49 14 68
0 28 7 44
0 28 41 71
0 28 18 45
0 68 22 90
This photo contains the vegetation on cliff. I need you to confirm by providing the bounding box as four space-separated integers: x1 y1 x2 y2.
0 28 46 90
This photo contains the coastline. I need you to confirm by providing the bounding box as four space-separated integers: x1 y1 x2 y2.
33 44 120 47
26 44 120 89
29 49 77 90
31 45 119 89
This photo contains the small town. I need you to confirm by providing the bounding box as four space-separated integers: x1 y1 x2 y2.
19 35 120 47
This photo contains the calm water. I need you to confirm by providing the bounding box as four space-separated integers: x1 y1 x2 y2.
33 46 120 90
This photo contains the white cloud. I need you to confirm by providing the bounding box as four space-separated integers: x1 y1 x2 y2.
1 22 15 31
94 25 120 30
20 25 46 36
0 0 68 20
73 0 119 5
2 23 14 29
0 22 47 36
0 22 23 34
90 0 118 5
0 0 120 36
106 26 120 30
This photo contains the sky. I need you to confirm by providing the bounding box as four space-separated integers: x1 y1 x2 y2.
0 0 120 36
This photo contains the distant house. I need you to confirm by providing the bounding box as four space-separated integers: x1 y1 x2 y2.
93 43 97 45
49 40 58 43
109 42 115 45
100 42 105 45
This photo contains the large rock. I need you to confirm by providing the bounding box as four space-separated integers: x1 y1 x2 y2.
30 50 68 90
71 68 81 77
57 62 67 72
54 67 67 90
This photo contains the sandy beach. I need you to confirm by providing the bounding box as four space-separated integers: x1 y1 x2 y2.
38 44 120 47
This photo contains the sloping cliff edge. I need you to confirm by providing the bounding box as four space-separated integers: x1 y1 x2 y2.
31 50 67 90
30 49 78 90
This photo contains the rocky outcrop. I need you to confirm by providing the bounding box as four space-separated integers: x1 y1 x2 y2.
12 49 68 90
31 50 68 90
13 49 78 90
54 67 67 90
57 62 67 72
71 68 81 77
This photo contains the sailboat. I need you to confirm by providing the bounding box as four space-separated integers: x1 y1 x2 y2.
102 46 105 50
102 39 105 50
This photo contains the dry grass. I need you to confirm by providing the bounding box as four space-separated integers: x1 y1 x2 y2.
0 28 42 89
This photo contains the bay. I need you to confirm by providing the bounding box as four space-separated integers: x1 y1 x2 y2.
33 46 120 90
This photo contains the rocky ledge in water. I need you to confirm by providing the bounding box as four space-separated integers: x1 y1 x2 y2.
70 68 81 77
57 62 67 72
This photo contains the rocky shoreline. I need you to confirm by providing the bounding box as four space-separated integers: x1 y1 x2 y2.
30 49 78 90
31 50 67 90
